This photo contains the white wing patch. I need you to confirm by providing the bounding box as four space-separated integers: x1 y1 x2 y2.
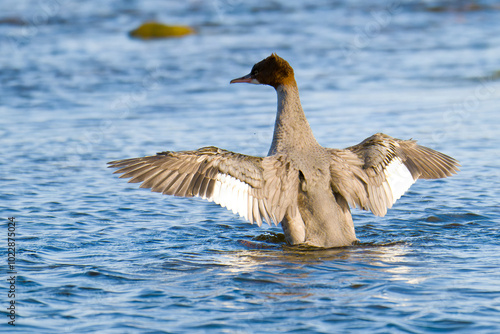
383 157 416 206
202 173 261 226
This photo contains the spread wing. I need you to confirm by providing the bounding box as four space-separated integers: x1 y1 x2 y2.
108 146 298 227
329 133 460 217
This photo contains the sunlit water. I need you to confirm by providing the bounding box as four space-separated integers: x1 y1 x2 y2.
1 1 500 333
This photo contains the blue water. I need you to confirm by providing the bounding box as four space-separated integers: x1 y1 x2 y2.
2 1 500 333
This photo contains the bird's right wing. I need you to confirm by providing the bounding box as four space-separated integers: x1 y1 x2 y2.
328 133 460 217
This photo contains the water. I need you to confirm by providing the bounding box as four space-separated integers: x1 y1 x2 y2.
1 0 500 333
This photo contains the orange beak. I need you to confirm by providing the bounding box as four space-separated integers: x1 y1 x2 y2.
230 73 253 84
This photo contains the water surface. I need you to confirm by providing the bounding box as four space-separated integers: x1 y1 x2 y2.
1 1 500 333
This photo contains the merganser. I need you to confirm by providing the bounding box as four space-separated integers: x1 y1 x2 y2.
108 54 459 248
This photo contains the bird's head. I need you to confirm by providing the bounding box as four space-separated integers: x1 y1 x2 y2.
230 53 295 88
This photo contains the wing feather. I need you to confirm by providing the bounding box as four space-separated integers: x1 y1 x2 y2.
109 147 298 227
329 133 459 217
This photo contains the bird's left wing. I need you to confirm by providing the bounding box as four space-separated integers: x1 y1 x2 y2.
108 146 295 227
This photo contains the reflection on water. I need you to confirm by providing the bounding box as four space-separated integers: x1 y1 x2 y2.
215 241 415 294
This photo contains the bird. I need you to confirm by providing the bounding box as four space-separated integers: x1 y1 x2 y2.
108 53 459 248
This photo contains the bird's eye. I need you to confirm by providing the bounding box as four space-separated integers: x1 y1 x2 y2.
253 70 259 77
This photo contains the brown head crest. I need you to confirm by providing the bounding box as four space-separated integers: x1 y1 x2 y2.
250 53 296 88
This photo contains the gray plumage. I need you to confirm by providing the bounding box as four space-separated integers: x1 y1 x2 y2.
108 54 459 248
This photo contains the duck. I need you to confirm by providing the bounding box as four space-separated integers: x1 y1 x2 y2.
108 53 459 248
